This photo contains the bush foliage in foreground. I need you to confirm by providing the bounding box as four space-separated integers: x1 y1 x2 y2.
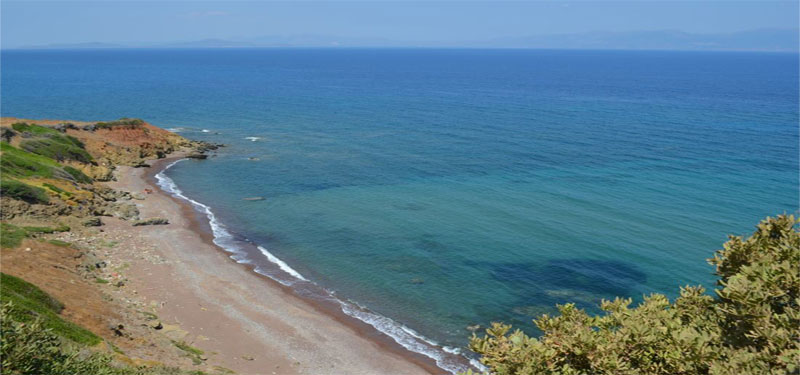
470 215 800 375
0 303 186 375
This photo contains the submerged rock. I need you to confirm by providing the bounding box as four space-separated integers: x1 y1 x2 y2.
242 197 265 201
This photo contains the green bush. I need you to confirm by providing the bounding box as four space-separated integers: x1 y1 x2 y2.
23 225 70 234
95 118 145 130
63 165 93 183
1 303 191 375
0 179 50 204
470 215 800 375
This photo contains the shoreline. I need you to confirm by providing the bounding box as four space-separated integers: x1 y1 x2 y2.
121 154 454 374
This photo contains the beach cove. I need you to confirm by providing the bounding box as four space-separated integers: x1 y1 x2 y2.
0 117 461 374
96 154 452 374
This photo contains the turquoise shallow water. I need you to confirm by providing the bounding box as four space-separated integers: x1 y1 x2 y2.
2 48 798 370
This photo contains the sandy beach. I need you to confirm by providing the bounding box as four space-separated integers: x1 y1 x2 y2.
95 155 442 375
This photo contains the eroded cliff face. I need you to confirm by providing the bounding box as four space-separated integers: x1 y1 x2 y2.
0 118 233 374
0 117 220 222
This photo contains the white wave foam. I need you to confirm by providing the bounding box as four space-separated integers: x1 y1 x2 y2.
155 159 477 375
252 266 293 286
201 129 210 133
257 246 308 282
443 346 461 354
155 160 242 259
244 136 261 142
338 301 469 374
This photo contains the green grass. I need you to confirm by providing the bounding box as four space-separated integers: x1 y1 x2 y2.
0 142 92 183
43 183 74 197
11 122 61 136
1 142 62 178
11 123 92 164
0 179 50 204
0 273 101 345
0 223 28 248
94 277 110 284
20 136 93 164
47 239 71 247
172 340 205 365
0 223 71 248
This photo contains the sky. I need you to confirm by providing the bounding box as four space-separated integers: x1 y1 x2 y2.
1 1 798 48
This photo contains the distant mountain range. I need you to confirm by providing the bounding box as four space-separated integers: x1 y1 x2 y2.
11 29 799 52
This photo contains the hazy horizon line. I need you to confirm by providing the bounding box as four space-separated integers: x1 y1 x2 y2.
4 28 798 52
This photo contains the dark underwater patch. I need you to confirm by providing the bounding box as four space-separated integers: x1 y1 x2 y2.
467 257 648 331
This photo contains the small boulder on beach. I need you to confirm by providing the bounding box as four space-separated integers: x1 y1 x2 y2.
132 217 169 226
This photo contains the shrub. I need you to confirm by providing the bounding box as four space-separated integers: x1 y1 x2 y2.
469 215 800 375
63 165 93 183
95 118 145 130
1 303 190 375
132 218 169 226
1 127 17 142
23 225 70 234
0 179 50 204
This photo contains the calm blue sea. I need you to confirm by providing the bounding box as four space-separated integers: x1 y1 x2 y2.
2 48 798 371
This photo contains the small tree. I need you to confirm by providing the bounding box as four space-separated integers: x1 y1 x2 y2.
470 215 800 375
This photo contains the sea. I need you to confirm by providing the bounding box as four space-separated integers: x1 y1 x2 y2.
2 48 798 373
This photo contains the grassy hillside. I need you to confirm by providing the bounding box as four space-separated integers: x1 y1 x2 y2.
0 275 214 375
1 272 100 345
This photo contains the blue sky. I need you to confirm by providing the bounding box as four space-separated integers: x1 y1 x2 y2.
2 1 798 48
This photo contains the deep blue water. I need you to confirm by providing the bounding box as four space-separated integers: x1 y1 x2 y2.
2 48 798 369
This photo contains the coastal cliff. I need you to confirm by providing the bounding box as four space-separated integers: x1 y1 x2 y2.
0 117 217 222
0 118 232 374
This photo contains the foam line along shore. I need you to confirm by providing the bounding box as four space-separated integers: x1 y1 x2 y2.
151 156 481 374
